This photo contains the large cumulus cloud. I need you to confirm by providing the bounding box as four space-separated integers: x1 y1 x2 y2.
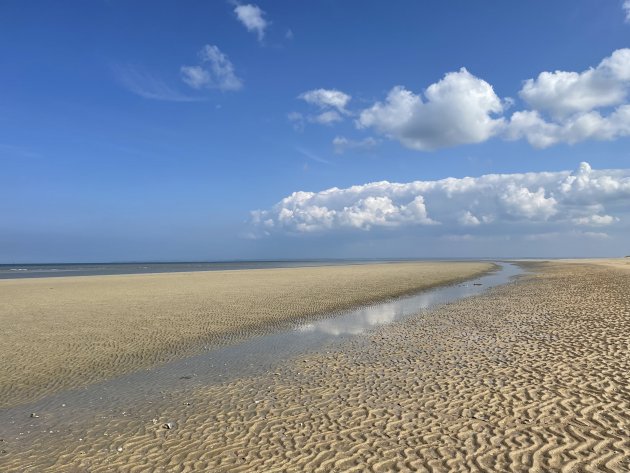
298 49 630 151
251 162 630 237
519 49 630 119
357 68 507 151
507 49 630 147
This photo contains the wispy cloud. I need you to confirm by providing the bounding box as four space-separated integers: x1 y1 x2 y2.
113 65 201 102
624 0 630 22
332 136 380 154
181 45 243 92
295 146 330 164
311 110 343 125
233 3 269 42
287 112 305 131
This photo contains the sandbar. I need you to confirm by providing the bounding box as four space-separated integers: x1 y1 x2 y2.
0 261 492 408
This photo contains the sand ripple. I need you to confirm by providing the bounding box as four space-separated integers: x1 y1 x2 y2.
0 262 491 408
2 261 629 472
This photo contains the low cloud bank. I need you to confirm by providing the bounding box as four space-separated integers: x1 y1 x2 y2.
251 162 630 237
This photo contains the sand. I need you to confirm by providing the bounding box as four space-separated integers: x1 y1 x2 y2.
556 257 630 271
0 261 492 409
2 260 628 472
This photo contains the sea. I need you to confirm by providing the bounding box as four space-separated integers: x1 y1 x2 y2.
0 260 399 279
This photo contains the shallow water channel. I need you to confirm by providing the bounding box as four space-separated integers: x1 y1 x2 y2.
0 262 525 455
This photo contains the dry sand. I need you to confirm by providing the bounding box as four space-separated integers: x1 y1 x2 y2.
2 260 628 472
0 261 492 408
556 257 630 271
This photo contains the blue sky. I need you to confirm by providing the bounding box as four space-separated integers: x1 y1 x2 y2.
2 0 630 262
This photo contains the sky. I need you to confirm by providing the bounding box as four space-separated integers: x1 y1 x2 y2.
2 0 630 262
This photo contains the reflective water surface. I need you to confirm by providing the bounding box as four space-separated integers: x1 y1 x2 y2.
296 262 523 337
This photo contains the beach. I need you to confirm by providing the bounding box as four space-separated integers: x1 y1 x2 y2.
7 1 630 471
0 261 492 409
2 260 629 472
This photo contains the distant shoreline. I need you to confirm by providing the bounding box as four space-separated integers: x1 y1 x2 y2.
0 261 494 408
1 256 622 279
0 258 495 279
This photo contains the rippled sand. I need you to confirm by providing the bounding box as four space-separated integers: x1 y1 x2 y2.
557 257 630 271
0 261 492 409
3 260 629 472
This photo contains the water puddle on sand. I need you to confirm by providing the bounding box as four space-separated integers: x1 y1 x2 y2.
0 262 525 454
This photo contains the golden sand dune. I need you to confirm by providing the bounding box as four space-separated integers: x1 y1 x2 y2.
0 261 492 408
3 261 628 472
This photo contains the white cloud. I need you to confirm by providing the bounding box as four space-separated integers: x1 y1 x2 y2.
624 0 630 22
505 49 630 147
253 193 435 233
525 230 610 241
332 136 380 154
312 110 343 125
294 89 352 128
181 45 243 92
507 105 630 148
288 110 345 127
252 162 630 236
499 185 557 220
179 66 210 89
234 4 268 42
357 68 507 151
519 49 630 119
580 231 611 239
299 89 351 113
572 214 618 226
299 49 630 150
458 211 481 226
496 49 630 148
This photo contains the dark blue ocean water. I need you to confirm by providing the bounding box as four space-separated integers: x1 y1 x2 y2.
0 260 403 279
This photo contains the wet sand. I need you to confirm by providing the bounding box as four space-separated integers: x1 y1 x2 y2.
2 260 629 472
0 261 492 409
